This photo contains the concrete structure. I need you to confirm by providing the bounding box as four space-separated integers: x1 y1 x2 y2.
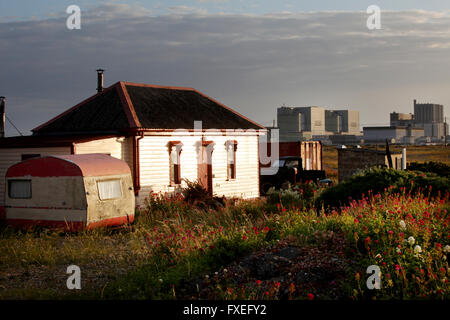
278 106 361 143
363 126 424 144
278 106 326 141
0 76 265 213
338 147 404 182
390 112 414 127
414 100 444 124
413 100 447 140
326 110 360 134
4 154 135 231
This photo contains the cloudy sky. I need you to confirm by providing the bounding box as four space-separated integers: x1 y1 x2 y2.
0 1 449 136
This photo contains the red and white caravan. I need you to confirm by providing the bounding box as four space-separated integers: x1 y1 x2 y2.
4 154 135 231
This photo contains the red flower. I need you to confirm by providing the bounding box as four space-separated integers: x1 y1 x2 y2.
307 293 314 300
256 280 262 286
242 235 248 241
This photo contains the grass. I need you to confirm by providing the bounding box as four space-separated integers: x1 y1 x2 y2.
0 180 448 300
0 147 448 300
323 145 450 183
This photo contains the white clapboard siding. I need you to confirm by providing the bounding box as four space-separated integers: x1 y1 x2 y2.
74 137 134 177
0 147 71 206
138 134 259 204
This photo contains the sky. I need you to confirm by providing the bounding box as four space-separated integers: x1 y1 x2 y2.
0 1 449 135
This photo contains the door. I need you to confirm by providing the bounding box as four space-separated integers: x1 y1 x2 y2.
198 142 213 194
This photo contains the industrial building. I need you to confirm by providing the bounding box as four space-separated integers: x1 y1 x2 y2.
363 126 424 144
363 100 447 144
277 106 362 143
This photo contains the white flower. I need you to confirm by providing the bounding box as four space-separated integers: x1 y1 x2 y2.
414 245 422 254
399 220 406 230
444 245 450 253
375 253 382 258
396 248 401 253
215 272 218 275
223 269 228 273
158 278 163 283
408 236 415 246
205 275 209 279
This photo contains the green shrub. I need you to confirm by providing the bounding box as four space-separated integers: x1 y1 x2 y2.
407 161 450 177
316 167 450 209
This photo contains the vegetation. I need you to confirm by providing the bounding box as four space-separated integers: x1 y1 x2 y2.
0 166 448 300
316 167 450 210
407 161 450 177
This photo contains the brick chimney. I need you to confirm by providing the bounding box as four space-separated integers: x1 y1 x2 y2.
96 69 104 93
0 96 5 138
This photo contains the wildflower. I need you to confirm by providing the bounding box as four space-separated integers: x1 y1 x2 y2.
399 220 406 230
307 293 314 300
256 280 262 286
414 245 422 254
158 278 163 283
408 236 415 246
223 269 228 273
355 273 360 281
242 234 248 241
205 275 209 279
388 230 394 236
395 264 400 271
444 245 450 253
396 247 401 253
375 253 382 259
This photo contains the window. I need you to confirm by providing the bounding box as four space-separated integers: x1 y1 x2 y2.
97 180 122 200
9 180 32 199
226 140 238 180
169 141 183 185
21 154 40 161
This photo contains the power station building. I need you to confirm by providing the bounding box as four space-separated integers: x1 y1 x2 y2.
277 106 362 143
363 100 447 144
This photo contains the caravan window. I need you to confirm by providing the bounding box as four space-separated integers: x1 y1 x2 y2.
97 180 122 200
9 180 32 199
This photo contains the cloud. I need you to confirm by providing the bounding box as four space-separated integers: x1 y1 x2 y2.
0 4 450 135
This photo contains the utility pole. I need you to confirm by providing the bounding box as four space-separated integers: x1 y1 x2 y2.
445 116 447 146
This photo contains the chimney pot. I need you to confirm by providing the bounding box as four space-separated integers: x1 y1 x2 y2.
96 69 104 93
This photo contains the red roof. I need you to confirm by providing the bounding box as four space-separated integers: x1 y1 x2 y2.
6 154 131 178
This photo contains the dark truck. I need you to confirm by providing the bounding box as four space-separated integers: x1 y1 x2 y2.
260 156 326 194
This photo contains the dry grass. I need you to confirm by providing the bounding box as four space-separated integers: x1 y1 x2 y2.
323 145 450 170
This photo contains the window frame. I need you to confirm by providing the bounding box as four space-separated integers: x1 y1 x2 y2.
225 140 238 180
168 141 183 186
8 179 32 199
96 179 123 201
